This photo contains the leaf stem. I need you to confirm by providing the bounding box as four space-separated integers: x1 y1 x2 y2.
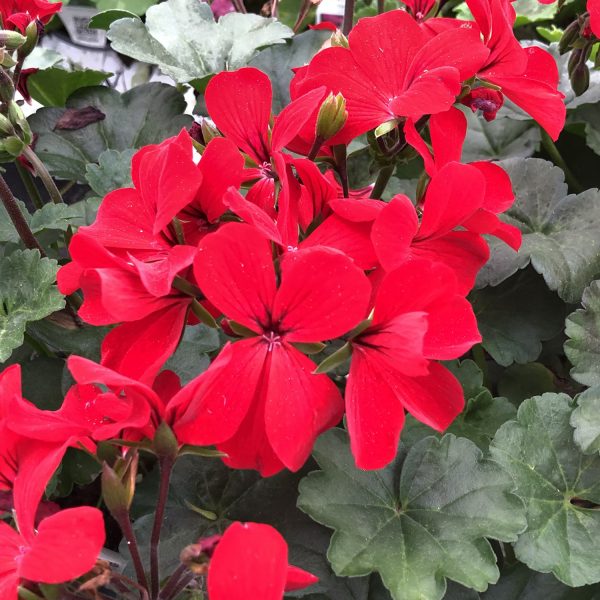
114 509 150 595
18 588 43 600
371 164 395 200
539 129 583 193
0 172 46 254
15 162 44 210
159 563 188 600
342 0 355 35
332 145 349 197
21 146 64 204
150 457 175 600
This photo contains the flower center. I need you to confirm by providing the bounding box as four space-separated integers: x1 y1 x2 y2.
262 331 282 351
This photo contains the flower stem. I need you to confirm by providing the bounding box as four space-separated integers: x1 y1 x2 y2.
16 162 44 210
21 146 64 204
371 164 395 200
342 0 355 35
540 129 583 193
159 563 188 600
115 510 150 595
332 145 349 197
150 457 175 600
0 173 46 254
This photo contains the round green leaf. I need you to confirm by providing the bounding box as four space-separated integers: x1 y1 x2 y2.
490 393 600 586
571 387 600 455
298 430 526 600
565 280 600 387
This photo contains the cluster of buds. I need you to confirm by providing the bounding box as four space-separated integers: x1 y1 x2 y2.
0 21 38 160
561 12 599 96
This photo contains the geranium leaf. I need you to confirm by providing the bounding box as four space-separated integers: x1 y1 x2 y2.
471 269 565 366
476 158 600 303
565 280 600 387
29 83 191 182
490 393 600 586
461 111 541 162
497 363 556 405
85 149 135 196
298 429 526 600
26 68 110 107
0 249 65 362
571 387 600 455
249 29 331 112
105 0 293 84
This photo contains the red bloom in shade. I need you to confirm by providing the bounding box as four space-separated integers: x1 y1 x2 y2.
465 0 565 139
1 0 61 31
404 107 522 251
293 10 489 143
371 162 490 294
175 222 371 476
207 522 317 599
345 259 481 469
0 365 105 599
205 68 326 213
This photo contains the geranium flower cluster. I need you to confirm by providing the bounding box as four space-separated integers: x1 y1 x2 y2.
0 0 566 597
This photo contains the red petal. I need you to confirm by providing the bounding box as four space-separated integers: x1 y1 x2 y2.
195 223 276 332
196 137 245 223
285 565 319 591
429 107 466 167
19 507 105 583
470 161 514 213
207 522 289 600
273 247 371 342
224 188 282 244
404 118 436 175
346 347 407 470
265 344 343 471
418 162 486 239
101 302 189 385
205 68 272 164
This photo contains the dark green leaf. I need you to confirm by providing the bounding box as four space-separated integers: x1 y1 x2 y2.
298 429 526 600
565 280 600 387
477 158 600 303
94 0 156 16
471 269 565 367
26 68 110 107
490 393 600 586
89 9 139 29
85 148 135 196
106 0 293 84
29 83 192 182
571 387 600 455
249 29 330 112
20 357 65 410
0 250 65 362
497 363 556 405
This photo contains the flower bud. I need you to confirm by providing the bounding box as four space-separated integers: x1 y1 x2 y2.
18 20 39 58
0 30 26 50
2 135 25 156
8 101 32 144
316 92 347 140
0 113 14 135
570 61 590 96
0 47 16 68
559 19 581 54
330 30 349 48
101 454 138 516
0 69 15 103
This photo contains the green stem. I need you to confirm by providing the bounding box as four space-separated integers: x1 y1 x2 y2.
150 457 175 600
16 162 44 210
371 164 395 200
540 129 583 193
21 146 64 204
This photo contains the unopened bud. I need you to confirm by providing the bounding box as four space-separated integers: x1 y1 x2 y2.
570 61 590 96
559 19 581 54
0 69 15 103
0 51 16 68
330 30 349 48
2 135 24 156
101 454 138 515
0 113 14 135
18 21 40 58
0 30 26 50
8 101 32 144
316 92 347 140
180 534 222 574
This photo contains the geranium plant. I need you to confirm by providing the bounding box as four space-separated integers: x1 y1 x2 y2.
1 0 600 598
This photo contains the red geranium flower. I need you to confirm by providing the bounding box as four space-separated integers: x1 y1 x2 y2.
1 0 61 31
207 522 318 600
589 0 600 36
175 222 371 475
345 259 481 469
292 9 489 142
